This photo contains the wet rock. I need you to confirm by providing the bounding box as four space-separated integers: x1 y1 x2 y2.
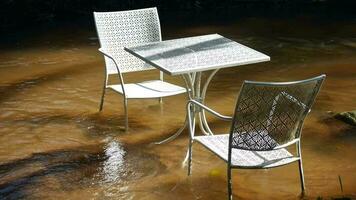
334 110 356 126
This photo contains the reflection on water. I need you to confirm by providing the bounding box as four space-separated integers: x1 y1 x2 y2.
100 140 126 184
0 17 356 199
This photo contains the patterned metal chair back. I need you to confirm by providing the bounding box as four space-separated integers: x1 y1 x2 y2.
94 8 161 74
230 75 325 151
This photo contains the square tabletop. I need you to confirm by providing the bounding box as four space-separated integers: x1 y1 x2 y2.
124 34 270 76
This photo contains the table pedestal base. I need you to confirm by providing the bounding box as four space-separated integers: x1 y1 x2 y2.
154 69 219 146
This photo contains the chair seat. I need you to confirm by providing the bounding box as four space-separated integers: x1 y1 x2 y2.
195 134 299 169
107 80 187 99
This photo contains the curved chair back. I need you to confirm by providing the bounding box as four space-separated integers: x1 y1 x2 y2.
94 7 162 74
229 75 325 151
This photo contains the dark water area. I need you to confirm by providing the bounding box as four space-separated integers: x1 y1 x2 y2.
1 0 356 34
0 15 356 199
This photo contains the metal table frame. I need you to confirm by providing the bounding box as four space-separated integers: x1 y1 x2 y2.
155 69 220 144
124 34 270 144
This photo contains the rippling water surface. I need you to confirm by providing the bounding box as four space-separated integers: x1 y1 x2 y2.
0 18 356 199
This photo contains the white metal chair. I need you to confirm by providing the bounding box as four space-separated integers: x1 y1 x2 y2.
186 75 326 199
93 8 187 130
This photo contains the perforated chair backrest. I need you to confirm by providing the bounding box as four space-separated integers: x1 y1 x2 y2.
229 75 325 151
94 8 162 74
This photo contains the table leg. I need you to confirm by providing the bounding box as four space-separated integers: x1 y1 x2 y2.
154 70 218 145
183 70 219 166
199 69 219 135
153 74 194 145
154 115 189 145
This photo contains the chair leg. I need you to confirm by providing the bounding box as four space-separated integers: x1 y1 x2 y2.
227 166 232 200
187 139 193 176
124 98 128 131
298 159 306 193
99 88 106 111
297 142 305 193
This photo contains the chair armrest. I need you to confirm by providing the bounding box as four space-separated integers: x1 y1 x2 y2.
187 100 233 121
273 138 300 150
98 48 118 63
98 48 127 96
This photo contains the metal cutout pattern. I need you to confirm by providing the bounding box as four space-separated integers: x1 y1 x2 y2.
231 77 324 151
94 8 161 74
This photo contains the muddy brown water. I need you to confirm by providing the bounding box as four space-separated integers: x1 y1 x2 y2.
0 18 356 199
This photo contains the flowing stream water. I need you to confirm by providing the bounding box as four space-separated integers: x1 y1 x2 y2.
0 17 355 199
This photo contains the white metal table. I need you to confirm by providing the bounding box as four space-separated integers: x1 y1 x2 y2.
124 34 270 144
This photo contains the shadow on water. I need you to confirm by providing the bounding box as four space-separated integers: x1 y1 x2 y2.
0 61 98 102
0 111 156 139
0 140 166 199
0 147 103 199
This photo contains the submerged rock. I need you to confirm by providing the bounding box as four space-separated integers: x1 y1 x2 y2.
334 110 356 126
